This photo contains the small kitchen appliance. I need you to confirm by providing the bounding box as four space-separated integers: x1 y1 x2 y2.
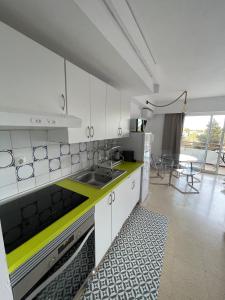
122 150 135 162
130 118 147 132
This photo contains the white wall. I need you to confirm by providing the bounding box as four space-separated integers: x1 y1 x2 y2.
154 95 225 114
130 101 142 118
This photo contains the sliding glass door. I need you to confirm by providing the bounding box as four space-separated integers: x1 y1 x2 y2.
205 115 225 174
181 115 211 165
180 114 225 175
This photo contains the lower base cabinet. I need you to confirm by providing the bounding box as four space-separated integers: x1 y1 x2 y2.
95 193 112 266
95 167 141 266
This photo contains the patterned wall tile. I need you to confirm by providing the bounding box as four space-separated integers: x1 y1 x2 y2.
11 130 31 149
49 158 61 172
71 154 80 165
16 163 34 181
87 151 94 161
0 129 123 201
33 160 49 177
35 174 50 186
50 169 62 181
0 131 12 150
0 183 18 199
70 144 79 155
33 146 48 161
0 150 14 168
0 166 17 187
79 142 87 152
48 144 60 159
80 151 88 169
18 178 35 193
60 144 70 156
61 155 71 169
14 148 33 166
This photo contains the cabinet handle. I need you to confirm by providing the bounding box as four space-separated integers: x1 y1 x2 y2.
90 126 94 138
60 94 66 111
108 194 112 205
112 191 115 202
120 128 123 136
131 180 135 190
86 126 90 138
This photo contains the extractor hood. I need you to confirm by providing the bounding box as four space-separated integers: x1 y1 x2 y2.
0 111 82 129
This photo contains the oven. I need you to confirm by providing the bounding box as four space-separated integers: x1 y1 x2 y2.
0 185 95 300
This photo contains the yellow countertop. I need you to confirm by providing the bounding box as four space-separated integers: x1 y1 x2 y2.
7 161 143 274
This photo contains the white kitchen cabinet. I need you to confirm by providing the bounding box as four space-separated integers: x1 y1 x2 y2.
66 61 91 143
95 167 141 266
129 168 141 211
106 85 121 139
111 177 130 241
120 93 130 138
0 22 65 116
90 76 106 141
0 223 13 300
95 193 112 266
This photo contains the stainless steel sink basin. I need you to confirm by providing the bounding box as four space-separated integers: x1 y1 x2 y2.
69 167 126 188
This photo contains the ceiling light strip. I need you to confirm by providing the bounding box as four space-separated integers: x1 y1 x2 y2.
125 0 157 65
102 0 155 80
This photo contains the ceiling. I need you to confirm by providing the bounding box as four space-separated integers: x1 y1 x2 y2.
0 0 225 104
129 0 225 102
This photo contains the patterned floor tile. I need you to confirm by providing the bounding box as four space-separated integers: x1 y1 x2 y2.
82 206 168 300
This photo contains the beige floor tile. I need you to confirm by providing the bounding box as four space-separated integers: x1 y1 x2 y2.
145 171 225 300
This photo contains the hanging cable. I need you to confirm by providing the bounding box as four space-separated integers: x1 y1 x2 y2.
146 90 187 108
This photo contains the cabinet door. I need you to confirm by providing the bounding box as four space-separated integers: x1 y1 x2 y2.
131 168 141 208
106 85 121 139
0 22 65 115
66 61 91 143
95 193 112 266
120 93 130 138
111 178 130 241
90 76 106 140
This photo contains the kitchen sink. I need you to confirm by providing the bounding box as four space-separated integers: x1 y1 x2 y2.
69 167 126 189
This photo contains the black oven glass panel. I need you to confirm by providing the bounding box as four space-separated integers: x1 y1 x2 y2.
0 185 88 254
24 230 95 300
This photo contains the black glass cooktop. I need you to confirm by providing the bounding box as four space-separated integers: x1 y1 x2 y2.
0 185 88 254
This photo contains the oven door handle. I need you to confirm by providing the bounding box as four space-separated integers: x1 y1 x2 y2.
25 226 95 300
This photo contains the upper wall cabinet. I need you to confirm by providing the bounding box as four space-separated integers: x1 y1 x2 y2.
106 85 121 139
0 22 65 115
66 61 91 143
90 76 106 141
120 92 130 138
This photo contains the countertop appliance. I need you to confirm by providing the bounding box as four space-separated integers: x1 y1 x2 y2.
122 150 135 162
0 185 94 300
122 132 153 202
130 118 147 132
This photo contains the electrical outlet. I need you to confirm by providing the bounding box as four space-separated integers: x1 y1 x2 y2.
14 156 26 166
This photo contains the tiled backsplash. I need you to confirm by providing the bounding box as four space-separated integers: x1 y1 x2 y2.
0 130 118 201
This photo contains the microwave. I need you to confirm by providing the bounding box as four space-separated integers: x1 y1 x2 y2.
130 118 147 132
